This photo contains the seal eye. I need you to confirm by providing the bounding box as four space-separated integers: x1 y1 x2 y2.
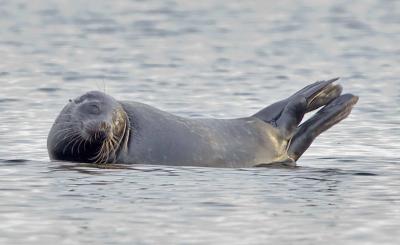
81 102 102 115
89 104 101 114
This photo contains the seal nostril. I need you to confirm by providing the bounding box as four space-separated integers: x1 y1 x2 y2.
97 131 108 141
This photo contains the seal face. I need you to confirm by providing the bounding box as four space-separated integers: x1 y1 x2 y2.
48 79 358 167
47 91 129 164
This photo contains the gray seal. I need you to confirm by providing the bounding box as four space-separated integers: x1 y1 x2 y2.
47 78 358 167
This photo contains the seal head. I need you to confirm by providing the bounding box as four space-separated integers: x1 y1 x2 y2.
47 91 129 163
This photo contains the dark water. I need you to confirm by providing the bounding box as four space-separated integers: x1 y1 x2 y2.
0 0 399 244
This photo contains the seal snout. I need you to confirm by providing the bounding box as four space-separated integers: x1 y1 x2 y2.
83 120 113 141
97 121 112 140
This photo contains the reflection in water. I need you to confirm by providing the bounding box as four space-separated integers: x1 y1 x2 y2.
49 161 184 176
0 0 400 244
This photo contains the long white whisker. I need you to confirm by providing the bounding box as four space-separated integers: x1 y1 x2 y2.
63 133 81 155
53 127 75 138
77 138 85 155
71 134 83 155
54 131 79 149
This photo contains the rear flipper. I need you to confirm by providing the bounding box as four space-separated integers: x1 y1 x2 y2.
287 94 359 161
253 78 342 123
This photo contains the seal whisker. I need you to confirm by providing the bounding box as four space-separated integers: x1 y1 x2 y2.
96 143 105 164
59 130 78 141
94 131 99 141
68 134 82 155
53 127 74 134
83 138 88 152
99 142 109 164
76 137 85 155
71 134 84 155
52 127 75 138
107 139 114 162
90 147 102 163
54 131 79 150
102 142 110 164
54 128 76 138
121 121 130 152
70 136 79 156
110 136 118 146
108 138 117 163
91 138 109 164
106 140 112 162
62 133 81 155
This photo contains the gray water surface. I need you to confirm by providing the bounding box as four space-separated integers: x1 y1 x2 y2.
0 0 399 244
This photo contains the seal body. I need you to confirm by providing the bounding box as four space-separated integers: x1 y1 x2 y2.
47 78 358 167
117 102 288 167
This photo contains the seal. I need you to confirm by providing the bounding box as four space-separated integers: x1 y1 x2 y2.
47 78 358 167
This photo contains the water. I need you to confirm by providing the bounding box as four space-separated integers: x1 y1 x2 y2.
0 0 399 244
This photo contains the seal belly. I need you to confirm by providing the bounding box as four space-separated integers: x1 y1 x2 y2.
192 118 288 167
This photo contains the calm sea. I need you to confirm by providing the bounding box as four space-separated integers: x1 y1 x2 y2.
0 0 399 244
